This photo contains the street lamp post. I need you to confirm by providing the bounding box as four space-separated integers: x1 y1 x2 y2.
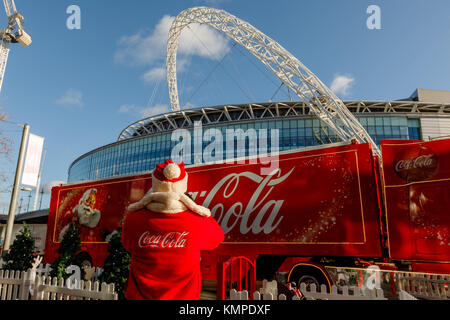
2 123 29 254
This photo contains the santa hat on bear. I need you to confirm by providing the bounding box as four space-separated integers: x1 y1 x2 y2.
152 159 188 194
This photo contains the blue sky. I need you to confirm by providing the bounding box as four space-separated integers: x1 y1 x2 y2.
0 0 449 212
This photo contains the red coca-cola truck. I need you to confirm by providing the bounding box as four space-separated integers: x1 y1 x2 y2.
43 138 450 289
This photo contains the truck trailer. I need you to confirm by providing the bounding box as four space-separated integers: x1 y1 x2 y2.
43 138 450 290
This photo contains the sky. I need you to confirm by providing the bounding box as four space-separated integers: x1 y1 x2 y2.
0 0 449 213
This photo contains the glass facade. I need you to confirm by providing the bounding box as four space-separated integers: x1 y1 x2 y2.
68 115 423 183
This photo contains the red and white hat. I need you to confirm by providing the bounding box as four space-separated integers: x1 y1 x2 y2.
152 159 188 193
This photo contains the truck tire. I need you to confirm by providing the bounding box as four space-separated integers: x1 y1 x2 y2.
288 264 331 293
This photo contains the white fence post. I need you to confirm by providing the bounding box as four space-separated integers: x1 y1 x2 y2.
32 275 117 300
229 289 238 300
0 261 116 300
396 272 450 300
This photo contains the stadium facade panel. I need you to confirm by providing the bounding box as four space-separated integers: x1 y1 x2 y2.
68 100 450 183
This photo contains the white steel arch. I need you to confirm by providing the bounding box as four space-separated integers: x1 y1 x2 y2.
166 6 380 156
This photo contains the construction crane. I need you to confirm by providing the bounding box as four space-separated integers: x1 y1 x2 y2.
0 0 31 92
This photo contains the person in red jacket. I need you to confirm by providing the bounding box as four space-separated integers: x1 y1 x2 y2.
122 160 224 300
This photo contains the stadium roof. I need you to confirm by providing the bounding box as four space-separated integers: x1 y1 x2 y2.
118 99 450 141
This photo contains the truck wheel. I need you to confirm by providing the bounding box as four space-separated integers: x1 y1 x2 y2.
288 264 331 293
298 274 320 290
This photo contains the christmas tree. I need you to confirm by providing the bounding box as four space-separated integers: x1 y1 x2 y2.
50 223 82 279
99 221 130 300
1 222 36 271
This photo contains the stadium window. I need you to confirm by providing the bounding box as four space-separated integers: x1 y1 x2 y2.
408 127 421 140
392 126 400 137
400 127 408 136
408 118 420 128
358 117 367 126
391 117 401 126
384 126 392 136
376 126 384 135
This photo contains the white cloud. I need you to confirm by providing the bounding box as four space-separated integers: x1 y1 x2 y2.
138 104 170 118
55 89 84 107
141 58 191 84
115 14 230 81
177 22 230 59
141 67 166 83
118 103 170 118
42 180 66 194
118 104 136 114
330 75 355 96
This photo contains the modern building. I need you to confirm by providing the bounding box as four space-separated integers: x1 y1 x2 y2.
0 209 49 253
68 89 450 183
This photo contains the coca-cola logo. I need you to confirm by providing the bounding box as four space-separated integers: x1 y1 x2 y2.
393 145 438 182
138 231 189 249
197 167 294 236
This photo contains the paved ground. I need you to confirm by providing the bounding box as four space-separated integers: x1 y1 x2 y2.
200 280 218 300
200 289 217 300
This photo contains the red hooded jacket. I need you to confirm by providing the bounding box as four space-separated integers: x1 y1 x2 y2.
122 209 224 300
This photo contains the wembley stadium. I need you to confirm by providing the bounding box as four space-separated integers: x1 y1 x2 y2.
67 7 450 183
68 88 450 183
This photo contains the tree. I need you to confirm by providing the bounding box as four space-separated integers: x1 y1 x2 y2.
1 222 36 271
99 221 130 300
49 223 82 279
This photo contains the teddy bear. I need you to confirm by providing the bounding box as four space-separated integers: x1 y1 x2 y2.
127 160 211 217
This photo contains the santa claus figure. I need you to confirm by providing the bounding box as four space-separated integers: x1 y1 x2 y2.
58 188 103 242
73 188 101 228
122 159 224 300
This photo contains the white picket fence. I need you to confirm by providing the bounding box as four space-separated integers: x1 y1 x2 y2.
0 268 117 300
396 272 450 300
298 283 387 300
0 258 104 282
230 279 387 300
0 257 116 300
33 276 116 300
0 269 35 300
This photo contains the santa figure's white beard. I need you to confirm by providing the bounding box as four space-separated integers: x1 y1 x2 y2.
75 204 101 228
